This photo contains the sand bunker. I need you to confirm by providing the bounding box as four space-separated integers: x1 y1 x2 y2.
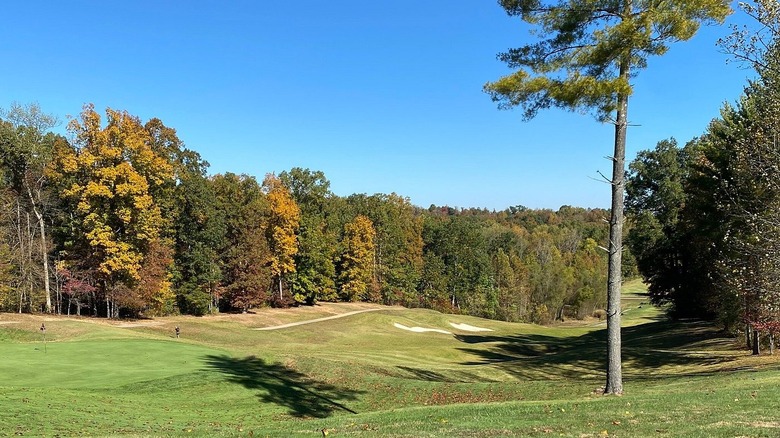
116 321 166 328
393 322 451 334
449 322 493 332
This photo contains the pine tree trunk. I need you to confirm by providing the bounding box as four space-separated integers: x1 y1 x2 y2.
605 53 630 396
746 323 752 350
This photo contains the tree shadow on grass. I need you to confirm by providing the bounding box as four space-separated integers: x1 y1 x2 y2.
395 365 458 382
456 318 739 380
393 365 496 383
203 355 364 418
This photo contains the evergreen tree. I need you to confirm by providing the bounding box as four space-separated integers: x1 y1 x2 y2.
485 0 730 394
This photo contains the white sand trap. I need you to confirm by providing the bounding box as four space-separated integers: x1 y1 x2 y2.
449 322 493 332
116 321 166 328
393 322 451 334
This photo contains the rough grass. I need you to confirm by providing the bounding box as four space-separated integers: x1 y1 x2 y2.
2 287 779 437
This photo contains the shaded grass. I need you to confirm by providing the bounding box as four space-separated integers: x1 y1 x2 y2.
203 354 364 417
317 369 780 437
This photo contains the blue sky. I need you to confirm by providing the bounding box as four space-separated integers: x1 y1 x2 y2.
0 1 756 210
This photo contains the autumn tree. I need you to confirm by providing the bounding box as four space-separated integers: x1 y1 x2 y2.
263 174 300 303
50 105 174 317
569 237 608 318
225 220 272 312
525 226 571 323
485 224 531 321
491 248 527 321
339 215 376 301
345 193 424 305
484 0 731 394
55 262 96 316
131 239 174 316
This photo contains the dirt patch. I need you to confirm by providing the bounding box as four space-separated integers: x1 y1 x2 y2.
215 302 396 328
254 308 394 330
750 421 780 428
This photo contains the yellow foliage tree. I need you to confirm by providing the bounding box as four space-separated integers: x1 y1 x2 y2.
51 104 174 316
263 174 300 301
339 215 376 302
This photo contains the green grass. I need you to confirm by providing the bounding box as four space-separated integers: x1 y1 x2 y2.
2 289 779 437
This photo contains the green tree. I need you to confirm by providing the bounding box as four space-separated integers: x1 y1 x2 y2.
625 139 714 318
279 168 338 304
421 215 492 315
484 0 730 394
174 173 226 315
700 53 780 351
0 103 59 312
0 188 16 310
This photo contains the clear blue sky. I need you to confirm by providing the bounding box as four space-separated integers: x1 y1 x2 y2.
0 1 756 210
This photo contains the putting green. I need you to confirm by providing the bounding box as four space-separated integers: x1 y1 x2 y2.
0 339 225 389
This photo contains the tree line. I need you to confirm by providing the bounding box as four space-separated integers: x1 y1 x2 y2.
0 103 612 321
626 0 780 355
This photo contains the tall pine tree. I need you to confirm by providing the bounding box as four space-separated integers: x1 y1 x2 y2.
484 0 730 394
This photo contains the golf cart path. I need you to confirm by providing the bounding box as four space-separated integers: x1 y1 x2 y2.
254 308 398 330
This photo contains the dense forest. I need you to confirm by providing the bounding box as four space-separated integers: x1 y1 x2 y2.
0 104 614 322
625 3 780 353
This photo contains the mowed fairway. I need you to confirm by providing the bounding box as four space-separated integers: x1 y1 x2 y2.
3 282 780 437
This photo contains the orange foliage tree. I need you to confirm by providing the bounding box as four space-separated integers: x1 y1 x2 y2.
51 104 174 317
263 174 300 302
339 215 376 301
